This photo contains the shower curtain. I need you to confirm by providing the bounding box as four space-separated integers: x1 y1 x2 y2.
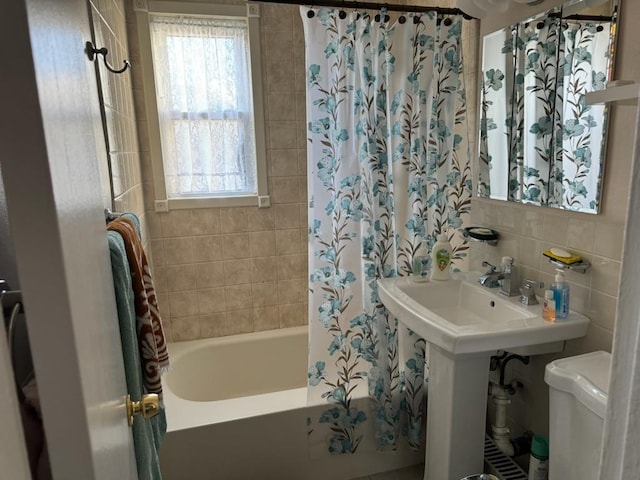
302 7 471 455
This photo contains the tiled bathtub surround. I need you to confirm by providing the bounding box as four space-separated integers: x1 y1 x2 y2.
127 1 308 341
148 207 308 341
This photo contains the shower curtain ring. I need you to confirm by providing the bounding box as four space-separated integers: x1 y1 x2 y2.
85 41 131 74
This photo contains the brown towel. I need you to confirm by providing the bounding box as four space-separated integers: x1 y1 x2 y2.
107 216 169 394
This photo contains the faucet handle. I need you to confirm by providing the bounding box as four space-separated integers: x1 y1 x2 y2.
522 279 542 290
482 261 496 273
520 279 543 306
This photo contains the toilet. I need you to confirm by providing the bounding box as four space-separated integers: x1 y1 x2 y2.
544 351 611 480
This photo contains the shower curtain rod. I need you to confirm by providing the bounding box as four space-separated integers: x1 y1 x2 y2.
546 11 613 22
255 0 477 19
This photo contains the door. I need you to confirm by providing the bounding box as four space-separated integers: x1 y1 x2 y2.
0 0 137 479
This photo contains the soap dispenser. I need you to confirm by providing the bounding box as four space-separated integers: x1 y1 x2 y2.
551 269 570 319
430 232 452 281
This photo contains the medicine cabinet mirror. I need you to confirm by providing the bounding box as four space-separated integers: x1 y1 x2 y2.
478 0 620 214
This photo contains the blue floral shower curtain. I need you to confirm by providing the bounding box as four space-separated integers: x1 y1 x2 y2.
302 7 471 455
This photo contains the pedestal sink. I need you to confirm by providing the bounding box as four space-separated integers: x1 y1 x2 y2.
377 273 589 480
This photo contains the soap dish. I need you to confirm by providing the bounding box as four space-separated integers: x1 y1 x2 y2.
546 257 591 274
463 227 499 246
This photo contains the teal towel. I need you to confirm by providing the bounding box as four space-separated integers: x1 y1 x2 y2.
108 228 166 480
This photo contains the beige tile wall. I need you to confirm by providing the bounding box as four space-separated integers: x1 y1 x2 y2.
91 0 149 247
127 2 308 341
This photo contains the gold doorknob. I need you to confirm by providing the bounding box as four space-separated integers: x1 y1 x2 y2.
126 394 160 426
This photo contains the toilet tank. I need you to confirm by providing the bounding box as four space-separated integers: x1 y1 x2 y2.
544 351 611 480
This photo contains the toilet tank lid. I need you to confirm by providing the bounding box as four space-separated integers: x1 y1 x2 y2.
544 351 611 419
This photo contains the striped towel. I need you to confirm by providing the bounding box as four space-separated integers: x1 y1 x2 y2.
107 214 169 394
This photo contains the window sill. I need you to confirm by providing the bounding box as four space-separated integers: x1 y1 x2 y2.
158 195 271 211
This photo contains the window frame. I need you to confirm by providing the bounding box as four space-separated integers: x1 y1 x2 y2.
136 1 269 210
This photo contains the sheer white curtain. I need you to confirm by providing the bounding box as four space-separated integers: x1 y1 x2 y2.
150 15 257 197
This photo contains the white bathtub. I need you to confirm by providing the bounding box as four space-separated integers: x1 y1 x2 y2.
159 326 422 480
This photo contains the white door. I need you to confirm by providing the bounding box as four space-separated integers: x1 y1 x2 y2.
0 0 137 479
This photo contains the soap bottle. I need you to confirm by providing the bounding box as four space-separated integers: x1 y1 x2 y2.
430 233 452 281
412 244 431 282
542 290 556 321
551 269 570 319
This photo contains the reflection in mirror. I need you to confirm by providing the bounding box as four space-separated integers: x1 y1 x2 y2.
478 0 619 214
513 11 563 206
478 26 517 201
554 10 612 211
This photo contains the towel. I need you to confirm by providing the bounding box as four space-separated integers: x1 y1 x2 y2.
107 214 169 393
107 213 168 480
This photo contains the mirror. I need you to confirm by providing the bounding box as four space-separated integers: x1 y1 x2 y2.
478 0 620 214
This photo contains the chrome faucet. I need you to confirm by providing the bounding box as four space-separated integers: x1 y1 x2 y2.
478 261 504 288
479 258 520 297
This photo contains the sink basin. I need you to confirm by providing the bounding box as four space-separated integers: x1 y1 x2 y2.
377 274 590 355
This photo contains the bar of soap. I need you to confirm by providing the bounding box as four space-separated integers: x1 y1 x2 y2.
550 247 572 258
543 249 583 265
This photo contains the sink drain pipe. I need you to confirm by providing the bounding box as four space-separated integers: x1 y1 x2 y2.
488 353 530 457
489 383 515 456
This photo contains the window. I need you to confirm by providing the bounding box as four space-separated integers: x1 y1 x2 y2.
137 2 268 209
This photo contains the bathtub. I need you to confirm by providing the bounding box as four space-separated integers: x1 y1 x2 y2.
159 326 422 480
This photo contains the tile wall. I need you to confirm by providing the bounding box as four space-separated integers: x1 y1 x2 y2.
127 1 308 341
90 0 148 244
